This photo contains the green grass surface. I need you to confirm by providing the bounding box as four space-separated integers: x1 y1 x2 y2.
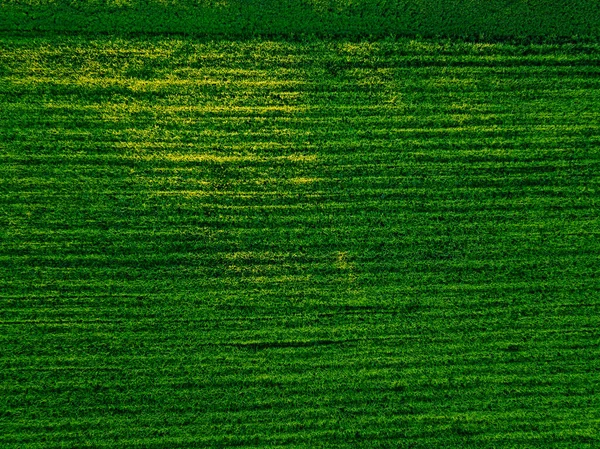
1 35 600 447
1 0 600 38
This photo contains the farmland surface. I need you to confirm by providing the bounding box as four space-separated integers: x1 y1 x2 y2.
1 36 600 448
2 0 599 37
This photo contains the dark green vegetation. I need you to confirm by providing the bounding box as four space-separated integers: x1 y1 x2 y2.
1 36 600 447
1 0 600 38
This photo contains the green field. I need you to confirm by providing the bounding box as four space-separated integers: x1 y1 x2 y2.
2 0 600 38
1 35 600 447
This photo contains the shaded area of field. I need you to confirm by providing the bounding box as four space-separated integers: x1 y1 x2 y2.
1 36 600 447
1 0 600 38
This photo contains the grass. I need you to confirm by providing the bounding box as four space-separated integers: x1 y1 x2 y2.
1 35 600 448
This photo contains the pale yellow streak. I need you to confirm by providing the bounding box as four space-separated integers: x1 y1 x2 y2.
290 177 320 184
336 41 381 56
11 76 309 90
245 275 312 284
136 154 317 163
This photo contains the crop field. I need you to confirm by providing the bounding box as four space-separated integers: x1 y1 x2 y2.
1 35 600 447
2 0 600 38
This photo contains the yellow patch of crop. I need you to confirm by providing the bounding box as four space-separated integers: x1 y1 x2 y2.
336 41 381 57
334 251 353 271
224 251 290 264
406 40 446 54
194 0 229 7
246 275 312 285
224 251 256 261
152 154 317 163
226 264 265 275
334 251 358 287
290 177 320 185
153 190 210 198
473 43 495 52
286 154 318 163
249 41 294 52
106 0 134 8
306 0 359 14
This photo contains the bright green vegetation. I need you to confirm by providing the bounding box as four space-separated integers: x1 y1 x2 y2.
1 0 600 38
1 36 600 448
